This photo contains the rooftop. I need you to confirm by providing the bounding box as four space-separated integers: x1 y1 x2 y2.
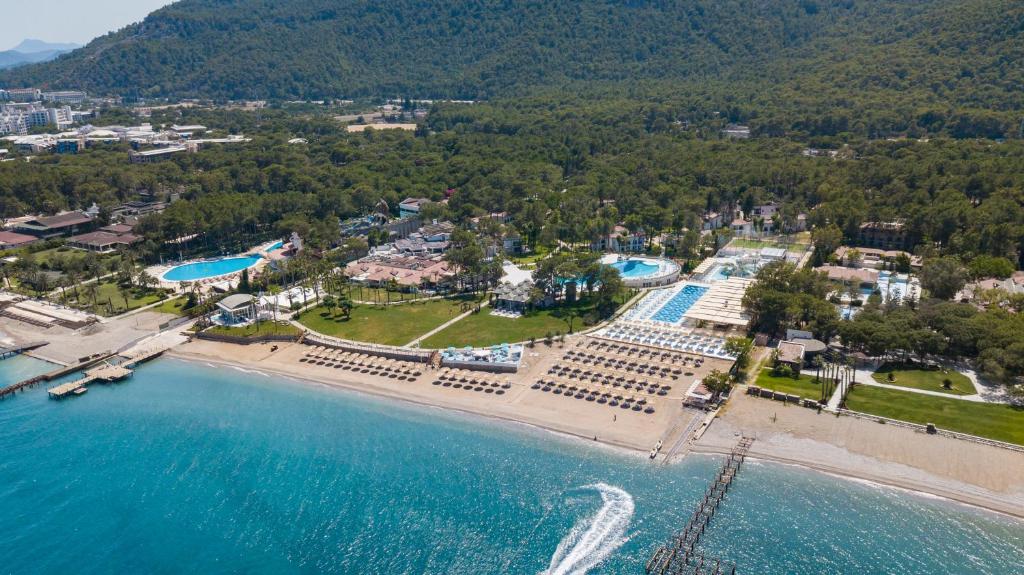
218 293 255 311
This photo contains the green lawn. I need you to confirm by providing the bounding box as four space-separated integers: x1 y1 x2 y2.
63 280 167 316
422 308 575 348
345 286 421 304
207 321 301 338
871 363 974 396
297 296 480 346
152 296 192 316
754 368 825 400
509 246 551 265
845 385 1024 445
421 294 631 348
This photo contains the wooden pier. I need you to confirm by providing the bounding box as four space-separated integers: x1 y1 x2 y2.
0 341 48 359
46 348 165 400
0 352 118 400
645 437 755 575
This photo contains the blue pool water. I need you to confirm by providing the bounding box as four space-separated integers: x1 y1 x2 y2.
0 359 1021 574
652 284 709 323
266 240 284 252
163 255 262 281
609 258 660 279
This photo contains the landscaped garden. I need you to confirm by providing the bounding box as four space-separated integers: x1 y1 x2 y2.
62 280 168 316
870 363 974 396
207 321 302 338
297 296 481 346
844 385 1024 445
753 368 825 400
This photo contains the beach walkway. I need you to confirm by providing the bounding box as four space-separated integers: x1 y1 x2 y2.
404 302 489 347
0 341 48 359
807 367 1003 406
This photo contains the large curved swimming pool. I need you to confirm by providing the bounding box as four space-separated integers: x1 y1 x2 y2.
163 256 262 282
609 258 660 279
601 255 681 287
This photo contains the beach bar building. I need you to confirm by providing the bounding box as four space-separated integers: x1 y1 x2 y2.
216 294 257 325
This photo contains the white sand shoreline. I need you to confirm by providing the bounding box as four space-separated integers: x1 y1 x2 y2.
688 443 1024 521
165 350 650 460
167 343 1024 520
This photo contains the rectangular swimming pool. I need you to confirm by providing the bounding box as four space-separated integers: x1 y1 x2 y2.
651 284 708 324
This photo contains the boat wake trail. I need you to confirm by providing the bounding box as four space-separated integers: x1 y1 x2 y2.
543 483 635 575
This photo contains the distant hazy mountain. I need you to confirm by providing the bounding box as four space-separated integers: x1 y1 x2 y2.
0 39 80 71
10 39 81 54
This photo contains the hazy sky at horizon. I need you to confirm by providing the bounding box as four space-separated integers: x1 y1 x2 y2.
4 0 177 49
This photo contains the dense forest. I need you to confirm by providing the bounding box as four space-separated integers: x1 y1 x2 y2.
2 101 1022 267
3 0 1023 138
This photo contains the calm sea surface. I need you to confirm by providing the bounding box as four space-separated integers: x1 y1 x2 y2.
1 357 1021 574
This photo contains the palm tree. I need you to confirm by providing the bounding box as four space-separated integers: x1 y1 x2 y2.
85 282 99 311
119 285 132 312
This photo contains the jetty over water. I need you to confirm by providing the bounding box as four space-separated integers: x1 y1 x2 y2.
0 341 48 359
645 437 754 575
0 352 117 400
47 349 165 399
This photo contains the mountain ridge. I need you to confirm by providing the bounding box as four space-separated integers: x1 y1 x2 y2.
0 0 1021 137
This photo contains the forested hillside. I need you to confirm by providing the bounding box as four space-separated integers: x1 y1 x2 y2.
3 0 1022 137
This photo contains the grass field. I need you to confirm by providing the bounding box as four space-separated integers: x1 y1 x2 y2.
297 296 480 346
871 363 974 396
30 246 120 267
508 246 551 265
64 281 167 316
754 368 825 400
422 308 576 348
845 385 1024 445
345 286 421 304
152 296 192 316
207 321 301 338
421 295 630 348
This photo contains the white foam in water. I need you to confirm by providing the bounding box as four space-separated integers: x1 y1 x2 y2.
543 483 634 575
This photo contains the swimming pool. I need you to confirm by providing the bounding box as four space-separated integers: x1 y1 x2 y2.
609 259 660 278
162 256 262 282
600 255 680 287
265 241 284 252
651 284 709 324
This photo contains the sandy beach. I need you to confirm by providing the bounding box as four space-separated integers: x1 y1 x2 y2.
170 338 1024 520
170 338 701 454
696 389 1024 519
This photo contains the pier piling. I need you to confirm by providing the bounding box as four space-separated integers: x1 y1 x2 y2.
645 437 754 575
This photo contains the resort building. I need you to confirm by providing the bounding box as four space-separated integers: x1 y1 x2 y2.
14 211 94 238
216 294 257 325
345 255 454 290
701 211 726 231
722 124 751 139
592 225 646 253
41 91 87 104
492 280 549 314
0 230 38 249
4 88 42 102
129 144 192 163
683 379 715 409
857 221 910 250
398 197 432 218
818 265 879 288
775 340 807 371
66 228 142 253
834 246 921 270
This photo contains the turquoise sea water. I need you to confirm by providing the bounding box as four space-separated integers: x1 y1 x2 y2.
0 353 54 386
1 357 1022 574
162 255 262 281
